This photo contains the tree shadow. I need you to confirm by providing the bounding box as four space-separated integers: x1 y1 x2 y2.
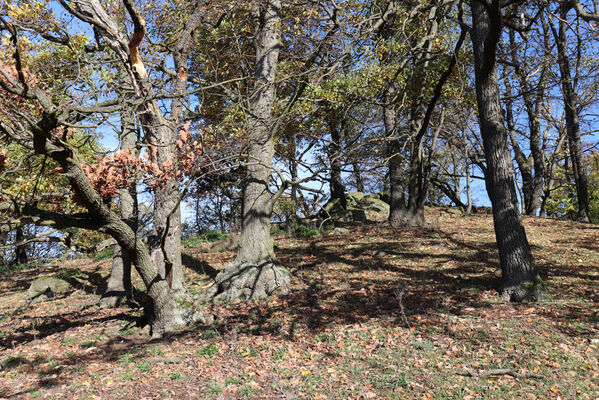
182 252 219 279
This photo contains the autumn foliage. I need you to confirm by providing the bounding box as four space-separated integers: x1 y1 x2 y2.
81 122 202 200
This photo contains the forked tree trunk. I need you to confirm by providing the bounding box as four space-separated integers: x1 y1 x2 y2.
204 0 290 301
470 0 544 301
36 133 179 337
554 2 592 223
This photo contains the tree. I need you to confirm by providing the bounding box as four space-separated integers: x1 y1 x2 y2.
551 1 592 223
204 0 291 301
469 0 544 301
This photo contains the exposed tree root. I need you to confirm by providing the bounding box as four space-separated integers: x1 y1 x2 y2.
202 260 291 302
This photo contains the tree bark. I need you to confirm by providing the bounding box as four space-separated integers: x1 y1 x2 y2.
553 1 591 223
327 110 347 209
204 0 290 301
470 0 544 301
384 102 407 227
35 131 178 337
101 102 137 308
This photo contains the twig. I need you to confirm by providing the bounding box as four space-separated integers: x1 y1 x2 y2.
462 367 545 380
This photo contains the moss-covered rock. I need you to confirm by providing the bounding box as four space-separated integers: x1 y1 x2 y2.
27 277 72 303
357 197 390 214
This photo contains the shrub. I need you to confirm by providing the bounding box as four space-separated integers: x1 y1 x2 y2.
296 225 320 238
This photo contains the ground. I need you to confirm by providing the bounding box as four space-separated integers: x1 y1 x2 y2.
0 209 598 399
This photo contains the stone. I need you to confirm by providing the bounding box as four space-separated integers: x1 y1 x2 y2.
208 234 240 253
357 197 390 214
333 227 349 236
27 277 72 303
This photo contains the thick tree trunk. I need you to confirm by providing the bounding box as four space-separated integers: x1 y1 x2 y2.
150 166 184 295
554 2 591 223
204 0 290 301
384 103 407 227
470 1 543 301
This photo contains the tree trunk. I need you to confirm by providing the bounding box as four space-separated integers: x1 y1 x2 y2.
352 160 365 193
327 110 347 209
13 226 28 265
385 103 407 228
204 0 290 301
36 133 181 337
101 101 137 308
553 2 591 223
506 29 547 216
470 0 544 301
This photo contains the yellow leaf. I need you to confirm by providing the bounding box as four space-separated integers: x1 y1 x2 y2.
301 370 310 376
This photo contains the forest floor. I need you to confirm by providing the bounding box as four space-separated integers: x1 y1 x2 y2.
0 209 598 399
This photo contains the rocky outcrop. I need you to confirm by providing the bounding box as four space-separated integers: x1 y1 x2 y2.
320 192 389 222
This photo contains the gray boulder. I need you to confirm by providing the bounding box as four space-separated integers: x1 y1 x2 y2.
27 277 72 303
357 197 390 214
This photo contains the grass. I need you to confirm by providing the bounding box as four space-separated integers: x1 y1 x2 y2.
0 210 597 399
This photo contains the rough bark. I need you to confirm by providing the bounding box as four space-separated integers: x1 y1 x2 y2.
36 131 179 336
204 0 290 301
553 2 592 223
101 93 136 308
470 0 544 302
384 103 407 227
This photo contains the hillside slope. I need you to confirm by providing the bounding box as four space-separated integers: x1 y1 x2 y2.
1 210 597 399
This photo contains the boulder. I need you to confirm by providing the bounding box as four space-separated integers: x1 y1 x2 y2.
346 192 366 207
27 277 72 303
333 227 350 236
357 197 390 214
208 234 240 253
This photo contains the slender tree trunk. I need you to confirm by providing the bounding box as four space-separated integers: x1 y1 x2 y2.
13 226 28 265
327 111 347 209
36 132 179 337
540 129 567 216
101 98 137 308
352 160 365 192
204 0 290 301
470 0 543 301
553 2 591 222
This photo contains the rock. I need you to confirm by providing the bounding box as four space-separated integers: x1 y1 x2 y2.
350 210 367 221
373 250 387 257
346 192 366 207
590 338 599 344
378 190 390 204
357 197 390 214
27 277 72 303
208 234 240 253
445 207 462 215
333 227 350 236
